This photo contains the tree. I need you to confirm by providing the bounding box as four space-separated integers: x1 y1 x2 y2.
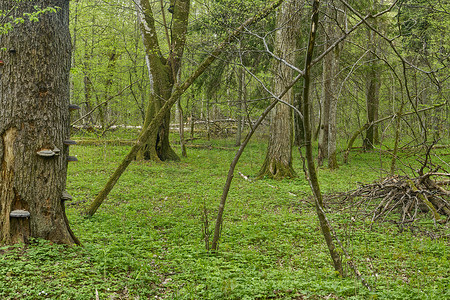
0 0 79 245
86 0 284 216
317 1 342 169
258 0 302 179
134 0 190 161
363 25 381 150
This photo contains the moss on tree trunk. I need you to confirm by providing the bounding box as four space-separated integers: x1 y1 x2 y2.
257 0 300 180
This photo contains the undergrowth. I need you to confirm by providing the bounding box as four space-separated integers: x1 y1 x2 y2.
1 130 449 299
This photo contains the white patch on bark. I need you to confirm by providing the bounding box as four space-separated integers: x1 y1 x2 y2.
2 127 17 170
0 127 18 243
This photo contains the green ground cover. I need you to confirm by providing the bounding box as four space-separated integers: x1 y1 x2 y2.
1 130 449 299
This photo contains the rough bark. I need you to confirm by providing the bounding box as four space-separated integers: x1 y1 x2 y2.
135 0 190 161
317 71 330 166
364 28 381 150
258 0 301 179
0 0 79 245
294 93 305 146
320 1 341 170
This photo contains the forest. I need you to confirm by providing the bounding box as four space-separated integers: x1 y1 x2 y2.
0 0 449 299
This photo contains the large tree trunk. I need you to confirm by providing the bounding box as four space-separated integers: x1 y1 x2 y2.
258 0 301 179
0 0 79 245
364 28 381 150
319 1 341 169
135 0 190 161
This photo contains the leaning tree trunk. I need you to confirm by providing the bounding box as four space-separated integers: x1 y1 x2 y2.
0 0 79 245
258 0 301 179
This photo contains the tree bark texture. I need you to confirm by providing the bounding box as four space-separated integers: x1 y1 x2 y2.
0 0 78 245
235 68 246 147
364 28 381 150
135 0 190 161
319 1 341 169
258 0 301 179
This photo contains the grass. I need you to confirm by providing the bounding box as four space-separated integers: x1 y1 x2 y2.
1 129 449 299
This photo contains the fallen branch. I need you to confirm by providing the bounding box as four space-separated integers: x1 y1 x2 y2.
335 172 450 227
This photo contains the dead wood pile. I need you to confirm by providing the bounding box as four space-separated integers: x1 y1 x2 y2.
333 171 450 226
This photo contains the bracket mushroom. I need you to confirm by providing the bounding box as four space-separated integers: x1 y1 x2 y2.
69 104 81 111
63 140 77 146
37 147 60 157
61 191 73 202
37 149 56 157
10 210 31 218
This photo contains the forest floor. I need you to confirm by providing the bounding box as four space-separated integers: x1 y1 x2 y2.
1 128 449 299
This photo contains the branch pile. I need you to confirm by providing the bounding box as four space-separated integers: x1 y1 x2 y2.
337 172 450 226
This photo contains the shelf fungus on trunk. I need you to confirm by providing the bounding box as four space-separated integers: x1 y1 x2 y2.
67 156 78 162
9 210 31 244
61 191 73 202
37 149 56 157
53 147 60 155
69 104 80 111
63 139 77 145
10 210 31 218
37 147 60 157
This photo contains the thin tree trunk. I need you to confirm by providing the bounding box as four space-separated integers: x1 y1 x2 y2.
301 0 343 275
190 92 195 139
99 50 118 131
235 68 245 147
206 97 211 141
178 99 187 157
317 69 329 166
83 39 95 125
390 101 404 175
294 93 305 146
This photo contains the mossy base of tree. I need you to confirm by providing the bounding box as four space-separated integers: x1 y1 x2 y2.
136 143 180 162
328 152 339 170
257 159 296 180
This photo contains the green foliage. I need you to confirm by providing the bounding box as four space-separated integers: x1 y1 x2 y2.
70 0 150 127
398 0 449 57
1 134 448 299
